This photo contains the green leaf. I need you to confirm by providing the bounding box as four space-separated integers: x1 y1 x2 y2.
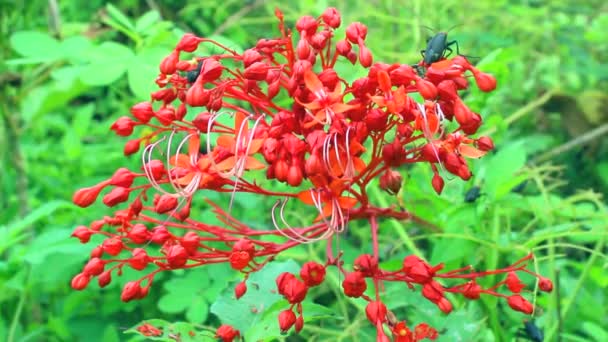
62 129 83 159
127 48 166 100
10 31 61 60
79 42 133 86
125 319 216 341
185 297 209 323
210 260 300 335
135 11 161 34
105 3 135 31
483 141 527 200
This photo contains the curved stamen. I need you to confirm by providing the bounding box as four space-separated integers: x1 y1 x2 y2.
343 126 356 179
206 110 238 179
270 199 333 243
418 102 447 174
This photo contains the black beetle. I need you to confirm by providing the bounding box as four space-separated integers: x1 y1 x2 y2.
186 60 204 83
464 186 482 203
517 320 543 342
421 31 460 65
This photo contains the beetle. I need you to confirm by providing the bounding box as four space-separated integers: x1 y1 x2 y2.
517 320 544 342
421 31 461 65
186 60 204 83
464 185 482 203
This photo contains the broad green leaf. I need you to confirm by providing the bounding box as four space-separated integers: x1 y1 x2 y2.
59 35 93 62
79 42 134 86
185 297 209 323
210 259 300 335
135 11 161 34
127 48 166 100
10 31 61 60
483 141 527 200
105 3 135 31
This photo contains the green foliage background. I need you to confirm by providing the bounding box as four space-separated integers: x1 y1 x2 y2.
1 0 607 341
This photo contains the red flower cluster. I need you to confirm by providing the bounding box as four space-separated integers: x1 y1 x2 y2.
71 7 550 341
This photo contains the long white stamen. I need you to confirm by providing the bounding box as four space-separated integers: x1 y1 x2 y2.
418 102 446 174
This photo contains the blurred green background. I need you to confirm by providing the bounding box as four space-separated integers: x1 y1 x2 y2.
1 0 607 341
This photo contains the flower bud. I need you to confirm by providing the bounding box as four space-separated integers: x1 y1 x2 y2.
130 101 154 123
345 22 367 44
462 281 482 299
159 50 179 75
121 281 141 302
71 272 91 290
235 281 247 299
150 226 170 244
176 33 200 52
300 261 326 287
336 39 351 56
186 82 210 107
473 70 497 92
129 248 150 270
166 244 188 268
110 116 137 136
358 45 373 67
83 257 105 276
215 325 240 342
437 297 453 314
287 165 303 187
229 251 251 270
155 106 176 126
379 169 402 195
278 309 297 333
244 62 269 81
506 271 525 293
507 294 533 314
98 270 112 287
102 187 130 207
102 238 123 256
322 7 341 28
431 173 444 195
180 231 200 254
342 271 367 297
354 254 378 277
476 136 494 152
72 225 93 243
538 277 553 292
110 168 135 187
124 139 141 156
154 194 178 214
416 79 438 100
365 300 387 324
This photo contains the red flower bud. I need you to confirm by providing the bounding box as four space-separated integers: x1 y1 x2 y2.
232 238 255 257
431 173 444 195
90 246 103 258
180 231 200 254
215 325 240 342
185 82 210 107
235 281 247 299
437 80 458 101
358 45 373 67
71 272 91 290
379 169 402 195
98 270 112 287
422 280 444 302
365 300 387 324
276 272 296 295
278 309 297 333
538 277 553 292
300 261 326 287
322 7 341 28
102 238 123 256
192 112 213 132
72 225 93 243
121 281 141 302
110 116 137 136
229 251 251 270
154 194 178 214
346 22 367 44
124 139 141 156
129 248 150 270
403 255 434 284
159 50 179 75
109 168 135 187
342 271 367 297
295 15 318 36
287 165 303 187
476 136 494 152
102 187 130 207
130 101 154 123
506 271 525 293
507 294 534 314
336 39 351 56
295 315 304 333
155 106 176 125
200 59 223 82
83 257 105 276
244 62 269 81
462 281 482 299
166 244 188 268
151 88 176 103
354 254 378 277
176 33 200 52
296 39 311 60
281 277 308 304
242 49 262 67
473 70 497 92
437 297 453 314
150 226 170 244
416 79 438 100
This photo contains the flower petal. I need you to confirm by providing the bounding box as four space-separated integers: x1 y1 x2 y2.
459 144 487 159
